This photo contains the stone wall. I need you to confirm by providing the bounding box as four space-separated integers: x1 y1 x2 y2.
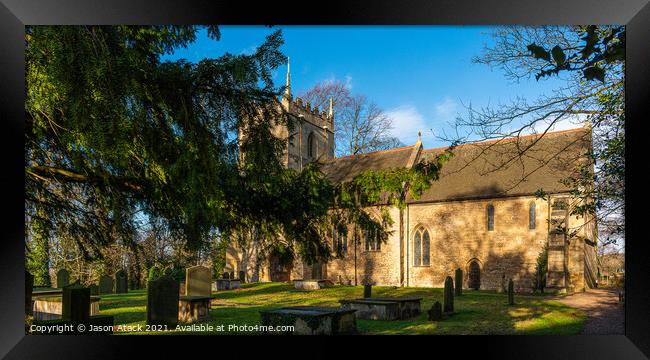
326 207 402 286
405 196 552 291
226 193 595 293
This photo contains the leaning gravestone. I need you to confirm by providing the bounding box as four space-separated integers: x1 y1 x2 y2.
239 270 246 283
147 275 179 327
185 266 211 296
99 275 114 294
115 270 128 293
26 271 34 316
56 269 70 288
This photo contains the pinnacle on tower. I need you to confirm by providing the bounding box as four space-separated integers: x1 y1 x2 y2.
328 97 334 119
285 57 291 99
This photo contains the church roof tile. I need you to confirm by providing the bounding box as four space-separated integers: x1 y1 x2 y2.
320 127 592 203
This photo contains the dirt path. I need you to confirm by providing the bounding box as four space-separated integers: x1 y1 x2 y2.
553 288 624 334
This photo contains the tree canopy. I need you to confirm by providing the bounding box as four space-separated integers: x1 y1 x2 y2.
25 26 452 281
448 25 624 251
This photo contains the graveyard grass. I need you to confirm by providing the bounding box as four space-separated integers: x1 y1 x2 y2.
100 282 586 335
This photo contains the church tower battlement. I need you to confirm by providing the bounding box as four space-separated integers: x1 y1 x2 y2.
273 58 335 170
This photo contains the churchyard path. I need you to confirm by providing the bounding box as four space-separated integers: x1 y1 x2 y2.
553 288 624 334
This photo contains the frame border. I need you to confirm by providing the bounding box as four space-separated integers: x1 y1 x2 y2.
1 0 648 358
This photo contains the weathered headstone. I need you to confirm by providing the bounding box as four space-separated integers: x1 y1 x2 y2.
56 269 70 288
428 301 442 321
223 272 230 279
147 275 179 327
508 279 515 305
99 275 114 294
31 284 114 334
26 271 34 316
115 270 128 293
454 268 463 296
363 285 372 298
62 284 90 324
185 266 212 297
89 284 99 295
239 270 246 283
443 276 454 313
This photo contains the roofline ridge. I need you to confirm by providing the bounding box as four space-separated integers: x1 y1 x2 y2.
421 127 587 153
330 144 416 161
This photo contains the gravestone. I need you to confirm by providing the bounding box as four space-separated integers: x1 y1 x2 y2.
89 284 99 295
223 272 230 279
26 271 34 316
363 285 372 298
62 284 90 324
239 270 246 283
147 275 179 327
185 266 211 297
454 268 463 296
443 276 454 313
32 284 114 334
428 301 442 321
115 270 128 293
56 269 70 288
99 275 114 294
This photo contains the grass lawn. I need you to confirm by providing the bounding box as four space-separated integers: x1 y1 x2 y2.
99 282 585 335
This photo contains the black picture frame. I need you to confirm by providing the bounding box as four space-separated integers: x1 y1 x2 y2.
1 0 648 358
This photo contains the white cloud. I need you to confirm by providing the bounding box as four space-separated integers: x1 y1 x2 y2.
321 74 353 90
344 75 353 90
385 105 431 145
434 96 458 122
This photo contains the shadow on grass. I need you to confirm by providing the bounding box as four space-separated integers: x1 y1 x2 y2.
100 282 585 335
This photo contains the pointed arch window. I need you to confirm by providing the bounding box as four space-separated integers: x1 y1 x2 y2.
413 227 430 266
529 202 536 230
307 132 315 158
365 228 381 252
487 204 495 231
332 225 348 256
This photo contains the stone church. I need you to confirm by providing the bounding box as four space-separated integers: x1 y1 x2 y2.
226 64 598 293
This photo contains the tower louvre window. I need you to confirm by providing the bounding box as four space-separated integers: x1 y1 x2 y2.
487 204 495 231
529 202 536 229
307 132 315 158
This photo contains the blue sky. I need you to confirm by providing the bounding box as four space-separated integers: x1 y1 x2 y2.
163 26 576 148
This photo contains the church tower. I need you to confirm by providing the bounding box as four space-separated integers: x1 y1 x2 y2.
274 58 335 170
